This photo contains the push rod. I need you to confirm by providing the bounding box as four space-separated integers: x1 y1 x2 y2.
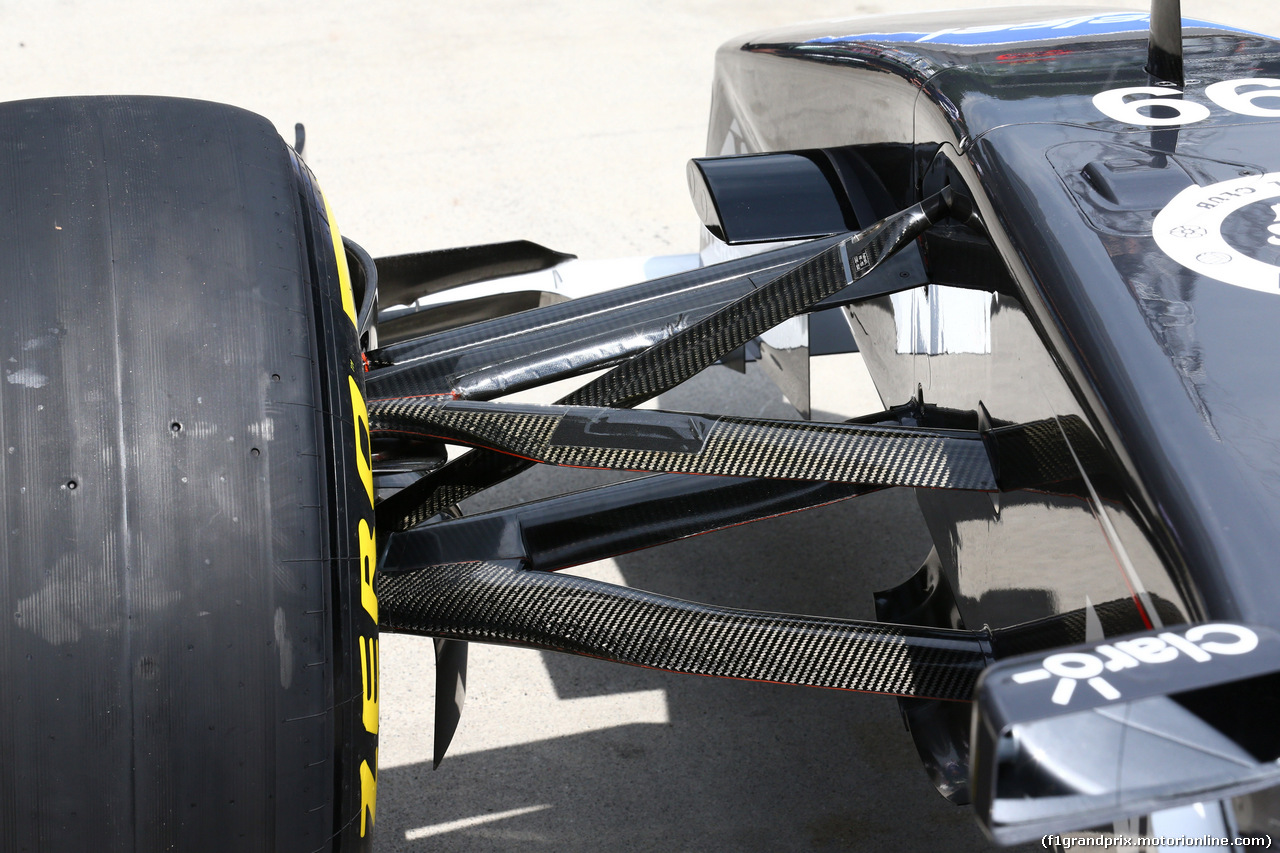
377 191 952 531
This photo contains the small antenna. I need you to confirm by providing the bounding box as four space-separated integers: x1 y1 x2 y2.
1147 0 1184 86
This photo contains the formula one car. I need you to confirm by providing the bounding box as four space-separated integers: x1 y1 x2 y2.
4 1 1280 850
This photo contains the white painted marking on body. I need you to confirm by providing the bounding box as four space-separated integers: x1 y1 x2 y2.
1155 173 1280 293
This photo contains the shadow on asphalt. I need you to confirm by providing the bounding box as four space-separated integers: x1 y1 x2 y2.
375 368 1037 852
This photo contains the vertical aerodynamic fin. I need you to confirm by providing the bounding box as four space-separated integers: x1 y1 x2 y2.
1147 0 1184 86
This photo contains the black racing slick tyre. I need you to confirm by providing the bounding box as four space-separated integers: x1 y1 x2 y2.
0 98 378 852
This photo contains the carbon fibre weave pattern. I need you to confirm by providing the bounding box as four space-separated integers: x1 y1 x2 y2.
366 234 849 400
377 197 943 531
369 399 998 490
377 559 991 700
565 203 936 409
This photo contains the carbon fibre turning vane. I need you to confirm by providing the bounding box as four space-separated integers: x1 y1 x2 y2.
432 638 467 770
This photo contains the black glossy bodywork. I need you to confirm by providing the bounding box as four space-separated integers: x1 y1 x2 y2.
384 474 878 574
702 5 1280 831
974 623 1280 842
687 151 852 242
356 4 1280 842
376 239 574 309
711 7 1280 642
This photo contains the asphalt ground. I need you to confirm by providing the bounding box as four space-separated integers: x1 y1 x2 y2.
5 2 1280 851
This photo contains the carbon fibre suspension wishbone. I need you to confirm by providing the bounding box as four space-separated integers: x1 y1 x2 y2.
375 190 955 532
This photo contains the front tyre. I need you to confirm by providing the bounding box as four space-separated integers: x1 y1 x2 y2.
0 96 377 852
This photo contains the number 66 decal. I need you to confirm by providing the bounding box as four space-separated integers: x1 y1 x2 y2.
1093 77 1280 125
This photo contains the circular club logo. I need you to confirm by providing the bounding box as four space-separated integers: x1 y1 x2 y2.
1154 172 1280 293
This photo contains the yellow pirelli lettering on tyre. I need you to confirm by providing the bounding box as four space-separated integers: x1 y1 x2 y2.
349 375 374 508
360 756 377 837
360 634 379 735
321 189 358 329
358 518 377 623
325 188 377 839
351 373 377 838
